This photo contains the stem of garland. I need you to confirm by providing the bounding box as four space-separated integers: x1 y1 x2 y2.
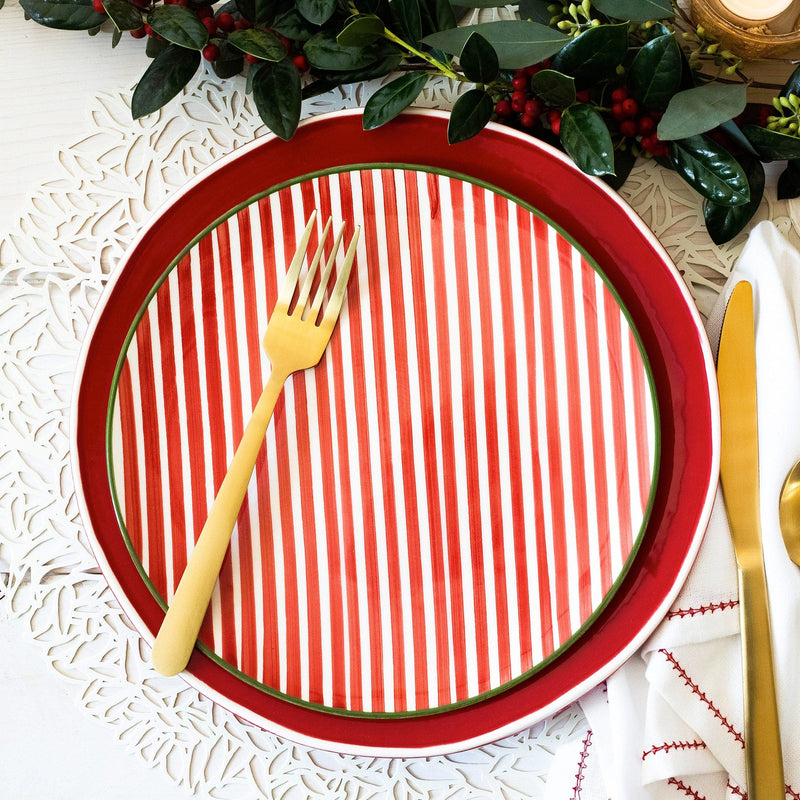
380 27 464 82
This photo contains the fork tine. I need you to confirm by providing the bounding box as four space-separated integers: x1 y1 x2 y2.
277 211 317 306
295 217 332 314
309 222 346 317
321 226 360 324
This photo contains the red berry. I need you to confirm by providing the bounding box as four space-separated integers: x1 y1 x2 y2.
144 22 154 35
619 119 637 137
202 43 220 61
576 89 590 102
292 53 309 72
279 34 292 51
611 86 628 103
202 16 217 33
130 25 146 37
621 97 638 118
495 99 512 117
196 5 213 17
548 108 561 135
611 103 625 121
524 98 543 117
512 74 529 91
216 11 235 31
637 115 656 136
245 53 261 64
551 117 561 135
234 18 252 29
511 91 527 112
520 112 536 128
92 0 105 12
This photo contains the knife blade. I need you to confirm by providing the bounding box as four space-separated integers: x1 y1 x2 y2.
717 279 784 800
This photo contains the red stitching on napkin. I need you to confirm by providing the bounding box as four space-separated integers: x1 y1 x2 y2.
667 777 707 799
642 740 706 760
666 600 739 620
572 729 593 800
659 649 744 748
729 777 797 799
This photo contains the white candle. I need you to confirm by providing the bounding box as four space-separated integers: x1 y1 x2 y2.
718 0 800 32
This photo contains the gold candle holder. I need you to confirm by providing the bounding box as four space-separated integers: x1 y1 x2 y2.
690 0 800 58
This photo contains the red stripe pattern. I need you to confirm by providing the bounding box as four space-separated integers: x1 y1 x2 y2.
111 169 656 713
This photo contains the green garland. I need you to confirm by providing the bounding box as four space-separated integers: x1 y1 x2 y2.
15 0 800 243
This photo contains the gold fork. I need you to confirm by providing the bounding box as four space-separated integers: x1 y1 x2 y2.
151 212 360 676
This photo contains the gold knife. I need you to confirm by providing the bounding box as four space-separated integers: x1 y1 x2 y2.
718 280 784 799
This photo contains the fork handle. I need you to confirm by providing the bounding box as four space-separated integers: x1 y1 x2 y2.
151 368 289 676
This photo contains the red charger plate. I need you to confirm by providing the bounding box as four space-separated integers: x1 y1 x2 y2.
71 109 719 755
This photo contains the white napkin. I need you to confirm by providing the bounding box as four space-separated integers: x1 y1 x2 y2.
545 220 800 799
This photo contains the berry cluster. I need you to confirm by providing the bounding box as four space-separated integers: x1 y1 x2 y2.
493 66 669 158
90 0 309 72
493 63 574 135
608 86 667 157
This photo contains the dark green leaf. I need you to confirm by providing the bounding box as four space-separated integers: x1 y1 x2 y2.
102 0 142 30
212 40 245 78
657 83 747 140
451 0 509 5
704 153 764 244
560 103 615 177
447 89 493 144
272 8 319 39
304 29 383 70
246 60 265 93
19 0 105 30
88 23 101 33
363 72 428 129
669 134 750 207
337 15 385 47
591 0 673 21
628 33 682 110
742 124 800 160
229 28 286 60
459 32 499 83
778 159 800 199
423 21 569 70
148 5 208 49
530 68 575 106
645 21 672 39
517 0 552 23
0 0 5 9
252 58 302 140
550 22 628 80
146 35 169 57
392 0 422 43
111 25 122 46
718 119 759 157
602 146 637 190
131 44 201 119
235 0 284 25
781 63 800 98
418 0 456 35
297 0 335 24
303 52 402 94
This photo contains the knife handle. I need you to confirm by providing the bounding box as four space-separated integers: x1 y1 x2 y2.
737 561 785 800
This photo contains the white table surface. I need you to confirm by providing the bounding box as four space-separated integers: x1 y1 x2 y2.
2 2 798 797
